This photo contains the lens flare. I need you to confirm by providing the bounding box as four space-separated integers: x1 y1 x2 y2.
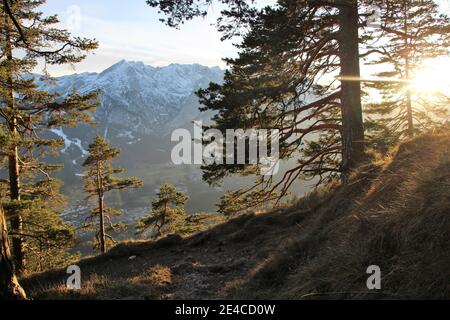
410 68 450 94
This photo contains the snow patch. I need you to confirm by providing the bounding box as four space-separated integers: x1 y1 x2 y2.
50 128 88 156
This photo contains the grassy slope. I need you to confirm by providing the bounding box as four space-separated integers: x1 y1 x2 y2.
23 133 450 299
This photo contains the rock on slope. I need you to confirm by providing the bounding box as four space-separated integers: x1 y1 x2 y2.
23 132 450 299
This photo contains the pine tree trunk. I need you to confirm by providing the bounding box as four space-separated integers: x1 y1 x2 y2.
403 2 414 138
97 162 106 253
5 22 25 272
406 89 413 137
338 1 365 183
99 195 106 253
0 206 27 300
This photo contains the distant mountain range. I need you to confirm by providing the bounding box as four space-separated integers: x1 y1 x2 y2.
37 59 223 138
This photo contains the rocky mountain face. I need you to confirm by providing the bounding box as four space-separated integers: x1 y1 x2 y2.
38 60 223 138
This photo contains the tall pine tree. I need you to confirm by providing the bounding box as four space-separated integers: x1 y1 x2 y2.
148 0 385 213
148 0 367 184
83 136 143 253
0 0 98 272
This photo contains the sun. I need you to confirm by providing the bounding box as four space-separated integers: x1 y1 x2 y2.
410 59 450 95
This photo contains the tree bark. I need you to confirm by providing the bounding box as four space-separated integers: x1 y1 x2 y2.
403 1 414 138
0 206 27 300
406 89 413 137
96 161 106 253
98 195 106 253
5 18 25 272
338 1 365 183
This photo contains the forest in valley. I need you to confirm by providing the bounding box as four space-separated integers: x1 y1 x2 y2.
1 0 449 301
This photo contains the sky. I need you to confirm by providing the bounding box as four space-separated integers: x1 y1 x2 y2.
37 0 242 76
37 0 450 78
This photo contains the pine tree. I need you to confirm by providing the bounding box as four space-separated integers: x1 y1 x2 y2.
148 0 368 184
82 136 143 253
19 202 78 272
0 0 99 272
148 0 388 214
365 0 450 150
137 183 188 239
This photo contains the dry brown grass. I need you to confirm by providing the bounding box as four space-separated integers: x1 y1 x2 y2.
30 264 175 300
229 133 450 299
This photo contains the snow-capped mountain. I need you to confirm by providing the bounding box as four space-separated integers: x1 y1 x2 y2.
37 60 223 138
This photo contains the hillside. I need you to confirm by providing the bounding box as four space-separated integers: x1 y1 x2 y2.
23 133 450 299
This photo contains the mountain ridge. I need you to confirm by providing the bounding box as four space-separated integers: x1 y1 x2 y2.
36 60 224 138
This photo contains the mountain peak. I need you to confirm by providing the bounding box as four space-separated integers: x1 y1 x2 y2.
99 60 222 78
37 60 224 136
